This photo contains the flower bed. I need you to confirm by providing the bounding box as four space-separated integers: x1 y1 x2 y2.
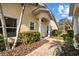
0 39 48 56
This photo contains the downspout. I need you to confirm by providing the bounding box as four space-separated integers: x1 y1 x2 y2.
12 4 25 49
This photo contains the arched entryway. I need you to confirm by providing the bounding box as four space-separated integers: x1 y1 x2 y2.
41 17 49 37
38 16 51 38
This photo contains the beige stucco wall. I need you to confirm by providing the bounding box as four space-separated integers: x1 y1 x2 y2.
2 4 21 19
1 3 39 32
50 20 58 30
0 3 58 36
20 4 38 32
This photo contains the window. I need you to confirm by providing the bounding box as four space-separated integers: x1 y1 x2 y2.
30 22 34 30
0 16 17 37
5 17 16 27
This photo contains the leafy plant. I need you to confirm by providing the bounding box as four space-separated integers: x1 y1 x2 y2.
61 30 73 46
51 29 59 36
75 33 79 47
0 34 4 51
17 32 40 45
67 30 73 37
58 18 72 31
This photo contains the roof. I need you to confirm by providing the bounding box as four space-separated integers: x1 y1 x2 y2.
32 3 58 29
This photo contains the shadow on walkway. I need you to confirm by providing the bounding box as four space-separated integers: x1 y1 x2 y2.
48 40 64 56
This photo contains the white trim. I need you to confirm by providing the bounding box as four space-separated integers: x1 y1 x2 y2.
38 3 46 7
32 8 49 14
39 16 42 38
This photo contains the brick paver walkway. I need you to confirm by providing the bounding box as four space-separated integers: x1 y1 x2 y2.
26 37 64 56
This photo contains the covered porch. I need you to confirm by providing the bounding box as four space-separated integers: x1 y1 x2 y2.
38 16 51 38
32 6 52 38
69 3 79 49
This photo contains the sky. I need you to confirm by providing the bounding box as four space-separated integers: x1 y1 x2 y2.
46 3 72 22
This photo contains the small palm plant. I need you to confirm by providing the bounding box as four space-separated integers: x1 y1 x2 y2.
49 40 65 56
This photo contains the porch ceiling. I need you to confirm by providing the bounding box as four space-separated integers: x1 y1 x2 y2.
69 3 75 16
69 3 79 16
74 7 79 16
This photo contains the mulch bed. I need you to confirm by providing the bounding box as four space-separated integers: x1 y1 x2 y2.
0 39 48 56
60 44 79 56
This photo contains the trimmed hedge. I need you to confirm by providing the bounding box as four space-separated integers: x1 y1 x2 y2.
17 32 40 45
51 29 61 36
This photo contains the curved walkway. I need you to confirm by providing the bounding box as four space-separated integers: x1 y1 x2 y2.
26 37 64 56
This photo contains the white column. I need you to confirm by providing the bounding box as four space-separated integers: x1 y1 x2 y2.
39 16 42 38
48 21 51 37
73 16 78 49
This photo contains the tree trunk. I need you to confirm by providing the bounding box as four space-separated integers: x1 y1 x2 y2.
12 4 25 49
0 4 10 50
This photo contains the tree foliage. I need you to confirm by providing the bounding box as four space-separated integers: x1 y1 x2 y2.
58 18 72 27
58 18 72 32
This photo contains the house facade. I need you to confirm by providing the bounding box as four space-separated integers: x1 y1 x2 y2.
69 3 79 49
0 3 58 39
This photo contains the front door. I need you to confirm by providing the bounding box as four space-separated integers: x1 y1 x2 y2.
41 22 47 37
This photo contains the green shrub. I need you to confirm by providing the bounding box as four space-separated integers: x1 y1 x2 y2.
75 33 79 47
18 32 40 44
65 36 73 46
61 31 73 46
0 34 4 51
51 29 59 36
67 30 73 38
61 34 67 40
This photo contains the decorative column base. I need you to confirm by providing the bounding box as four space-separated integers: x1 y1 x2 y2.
48 35 50 37
48 21 50 37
